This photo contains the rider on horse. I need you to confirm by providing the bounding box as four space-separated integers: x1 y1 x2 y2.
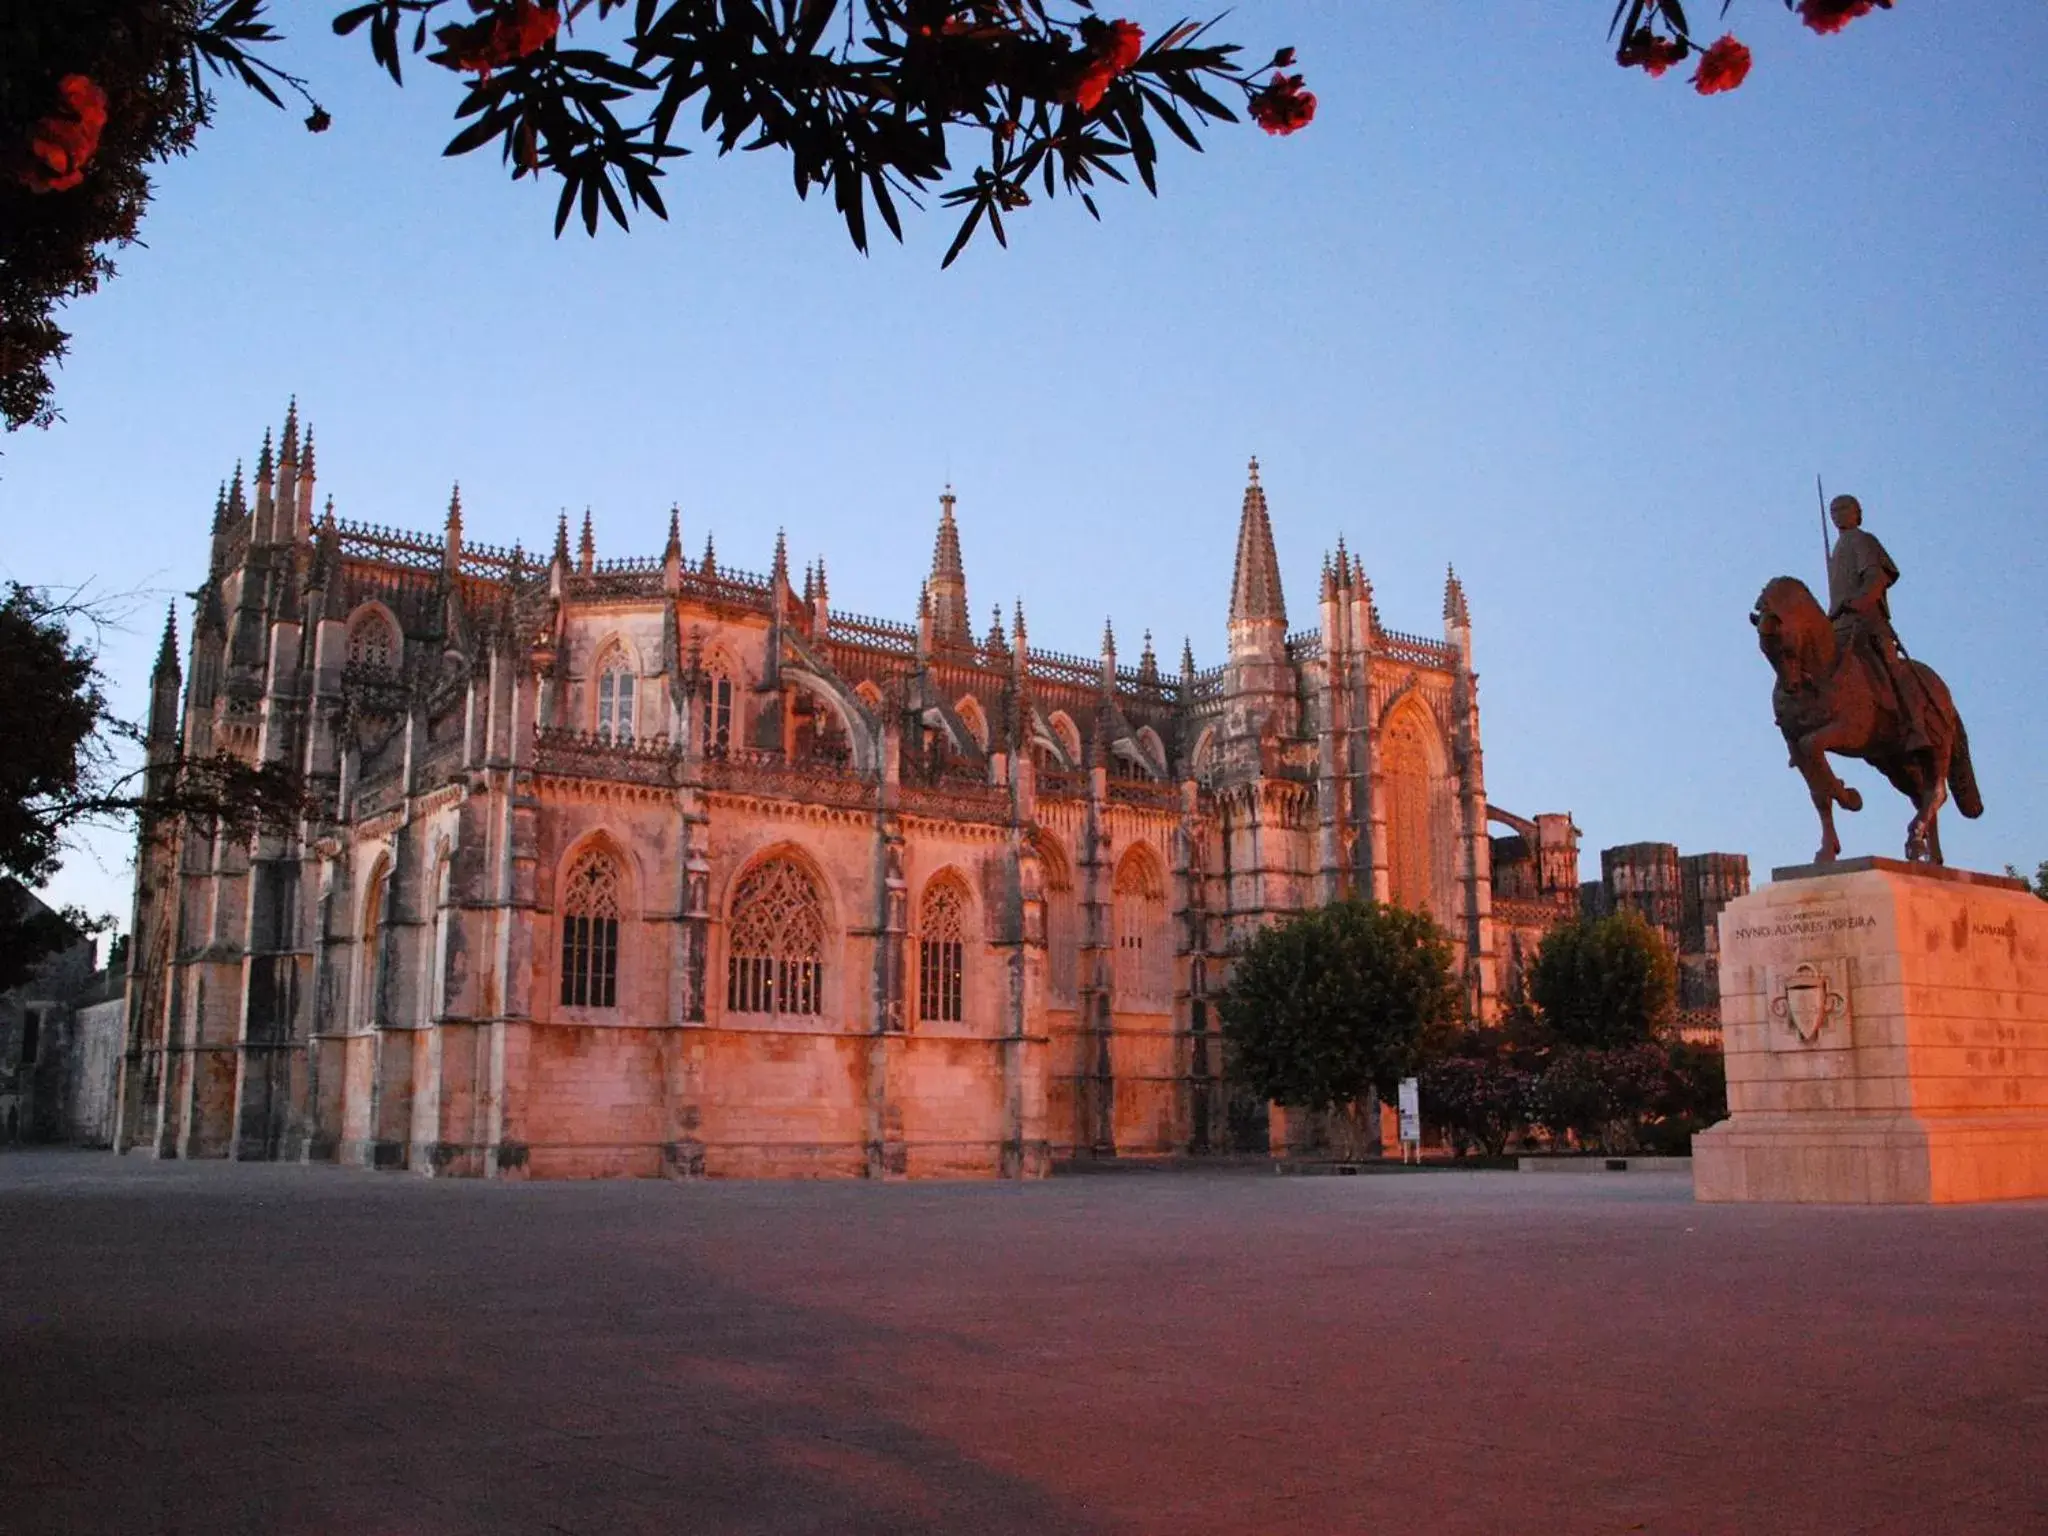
1827 493 1931 756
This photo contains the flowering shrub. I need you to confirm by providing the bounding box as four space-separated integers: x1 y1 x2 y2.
16 76 109 194
1692 36 1753 96
1066 18 1144 112
1612 0 1895 96
1248 72 1316 136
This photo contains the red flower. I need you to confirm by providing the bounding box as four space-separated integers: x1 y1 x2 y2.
1067 19 1144 113
1692 35 1752 95
1796 0 1888 35
436 0 561 78
1248 72 1317 136
1617 28 1688 78
17 74 108 194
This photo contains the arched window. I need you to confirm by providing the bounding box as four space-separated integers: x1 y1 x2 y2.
428 852 453 1020
727 857 825 1016
1035 835 1078 1004
597 649 636 744
348 610 397 670
1114 848 1170 1008
359 859 392 1030
559 849 622 1009
1382 704 1439 917
701 668 734 757
918 877 968 1023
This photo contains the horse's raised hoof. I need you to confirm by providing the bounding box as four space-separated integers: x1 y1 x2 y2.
1838 787 1863 812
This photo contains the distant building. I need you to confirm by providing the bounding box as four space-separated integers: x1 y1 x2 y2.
1583 843 1751 1037
1 882 125 1148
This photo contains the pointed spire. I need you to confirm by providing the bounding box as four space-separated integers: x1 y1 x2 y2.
280 398 300 465
154 604 180 676
814 556 828 604
255 428 274 481
300 426 315 480
552 511 571 567
1228 455 1286 625
212 482 229 532
1102 616 1116 656
701 533 717 576
664 505 682 561
985 603 1008 654
928 486 969 644
444 484 464 570
772 527 789 588
1139 629 1158 683
577 508 595 573
1180 636 1197 680
1443 564 1470 626
1011 596 1027 650
802 563 816 605
227 462 247 518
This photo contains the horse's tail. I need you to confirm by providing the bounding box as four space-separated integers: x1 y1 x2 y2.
1949 712 1984 820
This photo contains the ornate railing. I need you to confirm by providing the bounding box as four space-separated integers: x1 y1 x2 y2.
1374 627 1457 668
897 781 1011 824
459 541 520 579
1036 766 1088 800
829 609 919 655
566 567 664 600
702 750 877 811
535 728 686 787
335 517 444 570
1107 778 1182 813
1286 628 1324 662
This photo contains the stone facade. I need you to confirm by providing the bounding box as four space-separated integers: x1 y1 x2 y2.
116 408 1582 1178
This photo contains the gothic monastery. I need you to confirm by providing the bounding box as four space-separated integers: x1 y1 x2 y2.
117 405 1598 1179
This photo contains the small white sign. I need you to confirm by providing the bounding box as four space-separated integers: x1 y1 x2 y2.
1397 1077 1421 1145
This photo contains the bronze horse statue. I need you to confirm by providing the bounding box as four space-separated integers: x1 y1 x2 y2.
1752 577 1981 864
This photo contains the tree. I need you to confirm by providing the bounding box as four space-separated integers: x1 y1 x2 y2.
0 584 304 989
2004 862 2048 900
1527 908 1677 1050
1219 900 1460 1136
3 1 1906 434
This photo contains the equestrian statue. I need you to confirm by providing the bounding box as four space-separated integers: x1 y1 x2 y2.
1751 492 1981 865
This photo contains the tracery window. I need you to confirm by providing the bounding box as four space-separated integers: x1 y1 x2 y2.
1035 836 1077 1004
1114 849 1170 1008
918 878 967 1023
348 611 397 670
726 857 825 1016
559 849 621 1009
702 669 734 757
597 651 636 744
1383 705 1438 918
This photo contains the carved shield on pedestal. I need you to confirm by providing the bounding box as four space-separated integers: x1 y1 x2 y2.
1766 960 1851 1048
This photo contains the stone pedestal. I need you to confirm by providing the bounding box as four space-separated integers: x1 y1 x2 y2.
1694 858 2048 1204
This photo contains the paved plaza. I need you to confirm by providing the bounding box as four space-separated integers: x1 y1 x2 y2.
1 1155 2044 1535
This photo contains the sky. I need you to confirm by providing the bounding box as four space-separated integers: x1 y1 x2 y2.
4 1 2044 933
